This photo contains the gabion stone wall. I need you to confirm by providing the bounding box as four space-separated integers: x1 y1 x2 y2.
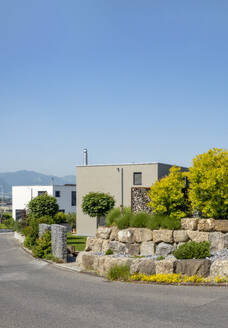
131 187 152 213
39 224 51 237
51 224 67 262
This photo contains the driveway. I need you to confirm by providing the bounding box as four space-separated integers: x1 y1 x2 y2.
0 233 227 328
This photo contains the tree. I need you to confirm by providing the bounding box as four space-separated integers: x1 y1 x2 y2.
28 194 59 218
188 148 228 219
82 192 115 218
147 166 189 219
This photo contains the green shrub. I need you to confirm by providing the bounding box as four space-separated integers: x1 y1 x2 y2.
32 230 52 259
105 248 113 255
65 212 76 229
173 241 210 259
188 148 228 219
53 212 67 224
28 194 59 218
107 265 130 281
82 192 115 217
146 214 181 230
22 218 39 248
148 166 189 219
2 214 14 229
115 210 132 230
129 212 150 228
157 256 165 260
106 208 122 226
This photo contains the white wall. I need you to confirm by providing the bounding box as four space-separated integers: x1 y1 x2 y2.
53 185 76 214
12 185 76 220
12 186 53 220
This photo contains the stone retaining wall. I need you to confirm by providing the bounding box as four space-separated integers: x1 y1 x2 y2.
76 220 228 278
84 220 228 257
76 252 215 278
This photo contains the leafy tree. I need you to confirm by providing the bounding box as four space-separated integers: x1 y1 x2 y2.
82 192 115 217
188 148 228 219
28 194 59 218
147 166 189 219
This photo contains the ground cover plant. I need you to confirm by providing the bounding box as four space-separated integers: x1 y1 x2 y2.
173 241 210 259
129 273 213 284
106 208 181 230
67 233 87 251
105 248 113 255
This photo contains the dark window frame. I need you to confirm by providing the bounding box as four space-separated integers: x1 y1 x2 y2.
55 190 60 198
133 172 142 185
71 191 76 206
38 191 47 196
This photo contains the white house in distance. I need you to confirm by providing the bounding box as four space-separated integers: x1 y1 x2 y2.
12 184 76 220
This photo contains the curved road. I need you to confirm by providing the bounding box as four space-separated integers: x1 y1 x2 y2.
0 233 228 328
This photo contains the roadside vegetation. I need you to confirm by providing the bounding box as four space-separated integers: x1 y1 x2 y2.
106 264 228 284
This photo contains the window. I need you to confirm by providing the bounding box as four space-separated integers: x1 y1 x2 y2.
55 190 60 197
16 209 26 221
38 191 47 196
71 191 76 206
133 172 142 185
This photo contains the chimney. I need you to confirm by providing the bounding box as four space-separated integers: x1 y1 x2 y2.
83 148 88 166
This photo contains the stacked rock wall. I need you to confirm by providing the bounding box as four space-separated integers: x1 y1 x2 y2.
84 219 228 257
76 219 228 278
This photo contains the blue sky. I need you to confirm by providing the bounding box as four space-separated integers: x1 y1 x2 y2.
1 0 227 176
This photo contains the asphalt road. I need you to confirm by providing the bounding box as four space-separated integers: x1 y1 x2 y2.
0 233 228 328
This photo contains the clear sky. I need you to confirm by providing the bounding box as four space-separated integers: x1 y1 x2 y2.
1 0 227 176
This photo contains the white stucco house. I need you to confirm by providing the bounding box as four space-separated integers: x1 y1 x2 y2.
12 184 76 220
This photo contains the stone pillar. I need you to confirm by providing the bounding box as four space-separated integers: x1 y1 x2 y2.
51 224 67 262
39 224 51 237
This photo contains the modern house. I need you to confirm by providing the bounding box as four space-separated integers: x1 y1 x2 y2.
12 184 76 220
76 162 187 236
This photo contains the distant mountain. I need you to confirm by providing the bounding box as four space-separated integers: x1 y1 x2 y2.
0 170 76 198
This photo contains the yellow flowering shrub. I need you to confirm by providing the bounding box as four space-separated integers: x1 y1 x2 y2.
188 148 228 219
147 166 189 219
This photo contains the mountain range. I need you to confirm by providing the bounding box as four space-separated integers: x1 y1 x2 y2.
0 170 76 199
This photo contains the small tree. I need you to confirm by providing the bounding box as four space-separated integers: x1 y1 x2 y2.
82 192 115 218
188 148 228 219
147 166 189 219
28 194 59 218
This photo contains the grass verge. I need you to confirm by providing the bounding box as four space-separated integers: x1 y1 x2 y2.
67 233 87 251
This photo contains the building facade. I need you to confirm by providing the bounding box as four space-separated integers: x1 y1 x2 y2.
12 184 76 220
76 163 187 236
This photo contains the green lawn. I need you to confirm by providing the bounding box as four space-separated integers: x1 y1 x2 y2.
0 223 7 229
67 233 87 252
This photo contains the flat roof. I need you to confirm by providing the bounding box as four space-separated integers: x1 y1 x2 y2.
77 162 175 168
12 184 76 188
